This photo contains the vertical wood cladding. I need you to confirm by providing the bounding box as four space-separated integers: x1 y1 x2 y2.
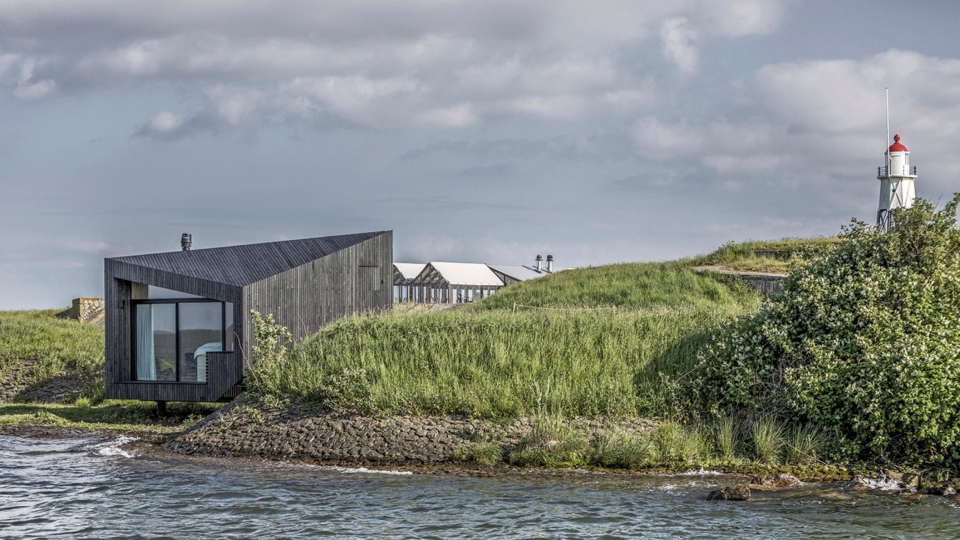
105 231 392 402
242 233 392 355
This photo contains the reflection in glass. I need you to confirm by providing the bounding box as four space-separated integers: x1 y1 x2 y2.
179 303 222 382
225 303 234 352
135 304 176 381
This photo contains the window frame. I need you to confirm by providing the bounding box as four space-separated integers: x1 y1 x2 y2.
131 297 228 383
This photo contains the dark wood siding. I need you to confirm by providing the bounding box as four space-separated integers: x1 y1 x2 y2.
242 232 392 355
106 231 391 402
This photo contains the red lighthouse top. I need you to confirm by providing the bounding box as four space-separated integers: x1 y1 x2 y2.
889 133 908 153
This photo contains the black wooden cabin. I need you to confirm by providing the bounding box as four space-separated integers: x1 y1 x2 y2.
104 231 392 403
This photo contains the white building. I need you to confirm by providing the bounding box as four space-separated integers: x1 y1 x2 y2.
877 133 917 231
393 255 557 304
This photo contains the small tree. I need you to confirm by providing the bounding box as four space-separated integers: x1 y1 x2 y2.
247 310 292 386
688 194 960 467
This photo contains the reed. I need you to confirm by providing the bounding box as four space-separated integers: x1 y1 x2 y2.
712 414 741 462
751 417 786 464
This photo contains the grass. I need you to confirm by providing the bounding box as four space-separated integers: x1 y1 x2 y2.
0 309 105 402
751 417 786 464
689 237 840 274
0 401 221 435
470 261 760 310
248 261 762 418
454 415 833 471
250 305 754 418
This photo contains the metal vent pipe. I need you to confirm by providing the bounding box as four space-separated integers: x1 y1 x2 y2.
181 233 192 251
535 254 543 272
546 255 553 272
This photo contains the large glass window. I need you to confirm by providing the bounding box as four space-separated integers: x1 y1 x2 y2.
133 298 233 383
135 304 176 381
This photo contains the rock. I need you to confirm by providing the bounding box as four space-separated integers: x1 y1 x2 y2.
707 485 751 501
926 485 957 497
751 474 802 487
901 473 921 488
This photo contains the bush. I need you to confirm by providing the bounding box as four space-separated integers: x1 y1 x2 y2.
687 195 960 467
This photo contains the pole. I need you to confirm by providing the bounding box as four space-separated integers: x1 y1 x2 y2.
885 87 890 173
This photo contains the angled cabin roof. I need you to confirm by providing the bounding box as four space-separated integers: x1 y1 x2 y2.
109 231 388 286
393 263 427 283
487 264 547 282
417 262 504 287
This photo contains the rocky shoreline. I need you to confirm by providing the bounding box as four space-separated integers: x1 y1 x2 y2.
163 397 657 467
4 399 960 499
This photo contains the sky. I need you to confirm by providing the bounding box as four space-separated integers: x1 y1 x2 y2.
2 0 960 309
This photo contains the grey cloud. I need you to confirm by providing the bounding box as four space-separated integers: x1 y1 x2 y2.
456 163 515 179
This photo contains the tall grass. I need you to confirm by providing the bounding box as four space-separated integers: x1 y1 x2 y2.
0 310 105 402
249 305 751 418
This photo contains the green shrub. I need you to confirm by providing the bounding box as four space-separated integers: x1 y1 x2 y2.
509 416 590 467
688 195 960 467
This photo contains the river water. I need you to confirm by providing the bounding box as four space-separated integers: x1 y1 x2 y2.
1 434 957 539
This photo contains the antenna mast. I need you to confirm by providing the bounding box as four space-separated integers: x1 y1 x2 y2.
885 87 890 173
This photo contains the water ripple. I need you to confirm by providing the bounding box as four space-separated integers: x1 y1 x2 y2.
1 434 958 539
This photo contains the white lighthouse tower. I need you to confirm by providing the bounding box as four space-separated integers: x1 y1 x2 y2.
877 132 917 232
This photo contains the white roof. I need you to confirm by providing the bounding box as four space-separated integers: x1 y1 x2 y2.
487 264 546 282
394 263 427 281
423 262 504 286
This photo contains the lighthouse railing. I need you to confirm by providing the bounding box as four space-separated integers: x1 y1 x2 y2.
877 165 917 177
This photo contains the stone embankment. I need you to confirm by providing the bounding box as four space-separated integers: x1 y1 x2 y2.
164 398 656 466
0 359 85 403
693 266 787 296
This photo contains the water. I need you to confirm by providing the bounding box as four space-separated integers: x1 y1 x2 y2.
1 434 958 539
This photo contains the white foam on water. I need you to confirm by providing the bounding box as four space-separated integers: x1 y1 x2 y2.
680 467 725 476
855 474 909 492
324 465 413 476
85 436 139 458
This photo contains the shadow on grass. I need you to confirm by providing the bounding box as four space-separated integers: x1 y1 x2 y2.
0 401 223 427
633 327 718 418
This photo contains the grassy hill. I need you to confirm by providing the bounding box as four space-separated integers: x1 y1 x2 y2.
249 262 763 418
0 309 104 403
689 237 840 274
470 261 759 311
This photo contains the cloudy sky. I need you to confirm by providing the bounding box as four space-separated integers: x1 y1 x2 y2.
2 0 959 308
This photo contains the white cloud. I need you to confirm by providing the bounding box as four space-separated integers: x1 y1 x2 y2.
278 75 422 125
2 2 788 130
204 85 265 124
0 51 18 77
754 49 960 179
14 59 55 100
632 117 705 158
701 0 784 37
418 103 477 127
660 18 698 73
149 111 184 132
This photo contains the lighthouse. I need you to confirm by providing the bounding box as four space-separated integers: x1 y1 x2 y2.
877 132 917 232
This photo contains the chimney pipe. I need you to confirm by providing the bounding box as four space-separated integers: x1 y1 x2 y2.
535 254 543 272
546 255 553 273
181 233 192 251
